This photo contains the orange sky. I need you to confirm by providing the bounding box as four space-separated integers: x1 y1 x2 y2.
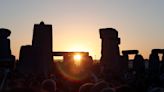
1 0 164 60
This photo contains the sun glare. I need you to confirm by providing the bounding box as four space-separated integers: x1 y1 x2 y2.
74 54 81 61
73 54 82 66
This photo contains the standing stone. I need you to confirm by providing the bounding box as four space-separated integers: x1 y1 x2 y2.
0 29 11 57
17 45 34 74
0 28 15 69
32 21 53 76
17 22 53 77
148 49 160 79
133 54 145 78
99 28 121 80
160 50 164 74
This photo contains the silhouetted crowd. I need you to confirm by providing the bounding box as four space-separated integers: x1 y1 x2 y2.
1 52 164 92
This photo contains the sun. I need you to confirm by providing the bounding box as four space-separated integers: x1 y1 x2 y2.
73 54 82 66
74 54 81 61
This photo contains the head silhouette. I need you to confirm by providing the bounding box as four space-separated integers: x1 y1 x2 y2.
79 83 94 92
41 79 56 92
90 80 109 92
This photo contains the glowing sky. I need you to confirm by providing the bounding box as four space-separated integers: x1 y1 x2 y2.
0 0 164 59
